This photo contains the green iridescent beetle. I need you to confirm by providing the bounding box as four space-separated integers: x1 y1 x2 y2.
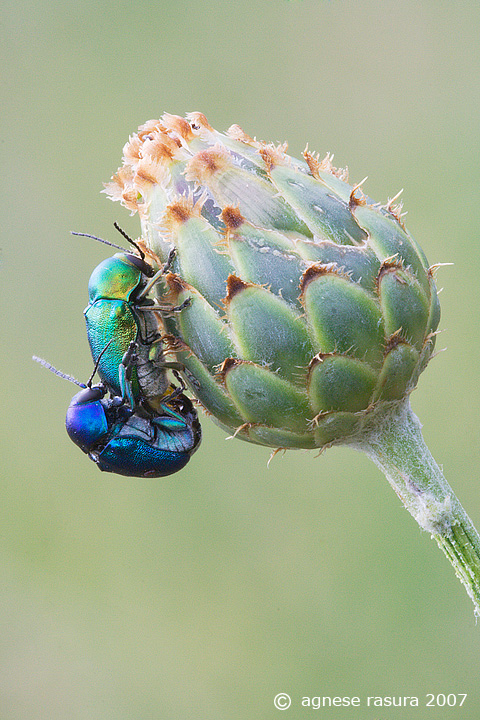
82 228 189 410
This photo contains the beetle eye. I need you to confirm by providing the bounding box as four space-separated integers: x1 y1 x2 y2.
125 254 155 277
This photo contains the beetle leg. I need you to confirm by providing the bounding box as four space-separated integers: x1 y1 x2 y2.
157 360 201 390
162 384 183 401
155 402 190 427
137 297 192 313
118 341 138 410
136 249 176 301
161 247 176 274
161 370 187 402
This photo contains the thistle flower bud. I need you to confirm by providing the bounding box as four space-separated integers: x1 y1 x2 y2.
104 114 439 450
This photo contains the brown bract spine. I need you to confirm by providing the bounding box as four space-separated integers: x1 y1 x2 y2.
303 148 349 182
123 134 143 162
103 170 127 201
135 239 164 269
137 119 167 140
383 189 406 228
225 274 249 301
258 143 288 173
163 195 201 229
187 112 213 132
165 272 190 297
163 273 194 308
226 124 256 145
383 330 409 355
348 178 368 211
103 166 140 213
376 257 404 290
428 262 452 279
141 132 179 163
307 351 336 370
161 113 194 142
217 357 245 382
185 145 231 184
122 189 140 213
161 333 191 354
135 156 169 189
221 206 245 229
299 263 347 295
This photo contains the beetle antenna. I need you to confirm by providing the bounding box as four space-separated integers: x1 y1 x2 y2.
32 356 86 388
70 231 127 253
86 340 114 388
71 226 147 261
113 222 145 260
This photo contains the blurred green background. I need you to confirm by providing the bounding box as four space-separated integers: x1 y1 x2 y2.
2 0 480 717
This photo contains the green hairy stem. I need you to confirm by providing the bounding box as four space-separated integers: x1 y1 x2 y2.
353 399 480 615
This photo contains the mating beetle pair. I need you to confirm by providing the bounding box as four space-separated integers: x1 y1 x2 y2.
35 225 201 478
35 350 201 477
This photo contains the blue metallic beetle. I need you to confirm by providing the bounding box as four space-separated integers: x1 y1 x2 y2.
33 350 201 478
77 224 189 406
